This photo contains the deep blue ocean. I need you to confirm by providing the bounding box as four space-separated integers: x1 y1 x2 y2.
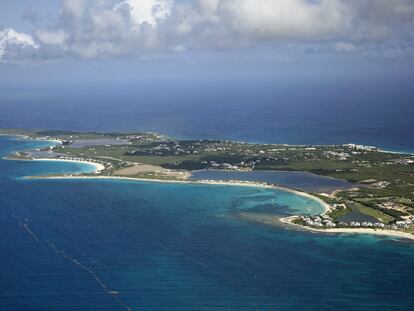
1 136 414 310
1 78 414 153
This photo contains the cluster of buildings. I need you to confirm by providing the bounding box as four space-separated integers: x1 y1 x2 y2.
395 217 414 229
323 151 351 161
344 144 377 151
125 135 146 140
299 215 336 228
371 181 391 188
125 134 164 142
299 215 414 230
386 158 414 165
360 179 391 188
379 201 411 213
204 160 255 171
346 222 386 228
127 139 210 156
127 142 201 156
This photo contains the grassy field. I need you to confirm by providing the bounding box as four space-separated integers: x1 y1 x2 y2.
356 204 395 223
328 207 352 220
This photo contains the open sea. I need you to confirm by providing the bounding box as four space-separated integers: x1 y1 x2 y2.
1 136 414 310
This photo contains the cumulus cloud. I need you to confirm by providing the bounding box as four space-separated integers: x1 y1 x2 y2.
1 0 414 62
119 0 173 26
36 30 67 45
0 28 39 61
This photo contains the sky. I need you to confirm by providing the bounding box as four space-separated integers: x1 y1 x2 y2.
0 1 414 90
1 1 414 61
0 1 414 149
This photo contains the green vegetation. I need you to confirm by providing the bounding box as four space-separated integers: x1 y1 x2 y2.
355 204 395 224
118 172 181 181
328 207 352 220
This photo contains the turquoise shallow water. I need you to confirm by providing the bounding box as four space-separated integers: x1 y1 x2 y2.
1 136 414 310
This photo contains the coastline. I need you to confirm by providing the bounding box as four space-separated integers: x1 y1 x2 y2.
23 162 414 242
3 133 412 241
0 134 29 138
25 174 330 213
0 133 61 144
280 216 414 241
378 147 414 156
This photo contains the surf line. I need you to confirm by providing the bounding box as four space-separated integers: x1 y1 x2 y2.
19 218 41 242
48 242 132 311
13 215 132 311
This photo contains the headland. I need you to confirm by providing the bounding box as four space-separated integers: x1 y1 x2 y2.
2 128 413 241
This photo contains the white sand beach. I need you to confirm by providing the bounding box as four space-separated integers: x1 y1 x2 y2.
32 158 105 174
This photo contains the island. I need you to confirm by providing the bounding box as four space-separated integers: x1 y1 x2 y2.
2 128 414 240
